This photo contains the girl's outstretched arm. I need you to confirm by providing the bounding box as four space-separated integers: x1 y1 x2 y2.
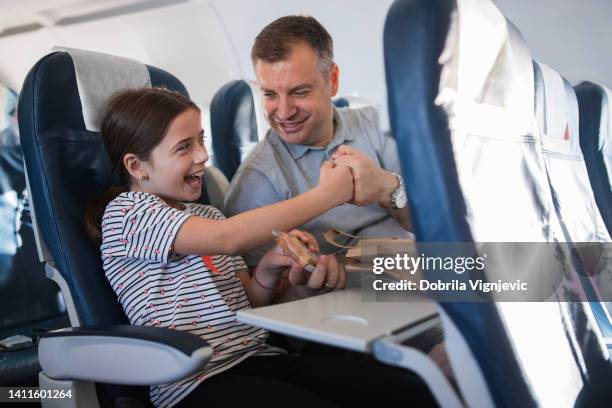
173 161 353 256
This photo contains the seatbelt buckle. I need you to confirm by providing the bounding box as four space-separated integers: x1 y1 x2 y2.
0 334 34 351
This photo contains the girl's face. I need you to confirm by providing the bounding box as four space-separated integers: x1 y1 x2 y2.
139 108 208 207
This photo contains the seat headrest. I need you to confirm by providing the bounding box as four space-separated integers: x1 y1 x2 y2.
333 97 350 108
534 61 581 154
436 1 534 137
575 81 611 156
53 47 151 132
210 80 257 180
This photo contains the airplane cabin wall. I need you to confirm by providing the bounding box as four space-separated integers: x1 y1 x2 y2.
0 0 610 133
211 0 395 130
496 0 612 90
0 1 241 108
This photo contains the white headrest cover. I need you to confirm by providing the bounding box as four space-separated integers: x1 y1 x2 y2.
534 61 581 153
54 47 151 131
437 0 535 136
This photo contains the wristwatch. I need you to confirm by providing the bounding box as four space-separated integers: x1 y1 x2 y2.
388 172 407 209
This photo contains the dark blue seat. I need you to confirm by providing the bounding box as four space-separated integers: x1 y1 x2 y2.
384 0 611 406
575 82 612 236
574 81 612 348
210 80 258 181
0 84 69 386
19 49 211 407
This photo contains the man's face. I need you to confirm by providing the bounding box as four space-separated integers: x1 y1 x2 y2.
254 42 339 147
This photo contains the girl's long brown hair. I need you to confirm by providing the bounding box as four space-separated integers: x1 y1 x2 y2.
83 88 199 244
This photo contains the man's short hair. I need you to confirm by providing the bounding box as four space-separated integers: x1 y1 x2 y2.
251 15 334 73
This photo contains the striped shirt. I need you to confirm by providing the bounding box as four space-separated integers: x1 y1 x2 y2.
101 192 284 408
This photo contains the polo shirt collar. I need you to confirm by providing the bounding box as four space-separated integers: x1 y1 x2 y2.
284 106 355 160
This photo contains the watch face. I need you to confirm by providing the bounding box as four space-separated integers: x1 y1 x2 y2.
396 191 408 209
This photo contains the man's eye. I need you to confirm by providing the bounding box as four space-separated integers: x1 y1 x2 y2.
294 91 308 97
263 92 276 99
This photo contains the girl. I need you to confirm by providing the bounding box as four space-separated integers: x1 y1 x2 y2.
85 88 435 408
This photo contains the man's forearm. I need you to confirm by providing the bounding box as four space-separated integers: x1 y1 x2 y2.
379 170 412 231
378 169 400 208
386 206 413 231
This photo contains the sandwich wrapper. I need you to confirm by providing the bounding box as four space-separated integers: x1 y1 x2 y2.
273 230 318 273
323 229 420 281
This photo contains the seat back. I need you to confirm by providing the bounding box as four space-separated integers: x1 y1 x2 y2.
210 80 258 181
0 85 23 264
575 81 612 236
534 62 612 327
534 62 611 244
1 84 69 387
18 48 194 329
384 0 610 406
0 84 66 330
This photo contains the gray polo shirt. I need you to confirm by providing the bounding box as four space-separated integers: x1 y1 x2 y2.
224 106 411 266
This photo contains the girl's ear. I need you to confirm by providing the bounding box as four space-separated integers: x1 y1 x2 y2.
124 153 147 181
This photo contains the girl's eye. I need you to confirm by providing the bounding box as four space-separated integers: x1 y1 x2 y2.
177 142 190 151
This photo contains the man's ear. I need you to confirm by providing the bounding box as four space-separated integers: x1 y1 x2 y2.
329 63 340 96
123 153 147 181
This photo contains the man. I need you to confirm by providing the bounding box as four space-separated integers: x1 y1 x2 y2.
224 17 451 379
224 15 412 266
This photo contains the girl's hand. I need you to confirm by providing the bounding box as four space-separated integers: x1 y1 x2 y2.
253 245 300 290
288 254 347 291
255 229 321 291
318 161 354 206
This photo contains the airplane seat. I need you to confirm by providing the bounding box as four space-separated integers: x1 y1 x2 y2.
575 81 612 345
575 81 612 235
533 62 611 243
533 62 612 344
331 96 376 109
385 0 611 406
0 84 69 387
332 97 349 108
19 48 212 408
210 79 258 182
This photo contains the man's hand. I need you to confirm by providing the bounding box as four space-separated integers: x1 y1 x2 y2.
287 254 347 292
331 145 398 207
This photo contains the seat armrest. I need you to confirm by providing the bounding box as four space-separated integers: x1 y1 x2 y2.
39 325 212 385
